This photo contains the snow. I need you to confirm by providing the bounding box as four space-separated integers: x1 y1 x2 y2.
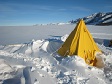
0 24 112 84
103 18 112 23
102 14 112 20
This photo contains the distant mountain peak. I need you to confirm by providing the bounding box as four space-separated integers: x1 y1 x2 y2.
70 12 112 25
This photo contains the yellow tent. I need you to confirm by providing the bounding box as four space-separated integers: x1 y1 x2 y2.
57 19 101 66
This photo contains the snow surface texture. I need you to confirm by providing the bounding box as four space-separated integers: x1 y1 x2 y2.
0 25 112 84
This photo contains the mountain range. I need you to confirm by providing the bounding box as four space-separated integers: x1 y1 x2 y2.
70 12 112 25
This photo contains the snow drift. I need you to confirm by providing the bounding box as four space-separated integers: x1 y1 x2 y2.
0 34 112 84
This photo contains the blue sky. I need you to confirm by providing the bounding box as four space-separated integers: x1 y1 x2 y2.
0 0 112 26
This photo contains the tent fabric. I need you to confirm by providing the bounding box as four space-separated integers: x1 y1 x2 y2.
57 19 101 66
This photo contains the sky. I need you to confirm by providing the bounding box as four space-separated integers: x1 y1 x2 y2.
0 0 112 26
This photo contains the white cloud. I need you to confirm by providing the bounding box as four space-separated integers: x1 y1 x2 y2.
0 4 17 12
0 3 54 12
70 6 91 11
105 6 112 8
